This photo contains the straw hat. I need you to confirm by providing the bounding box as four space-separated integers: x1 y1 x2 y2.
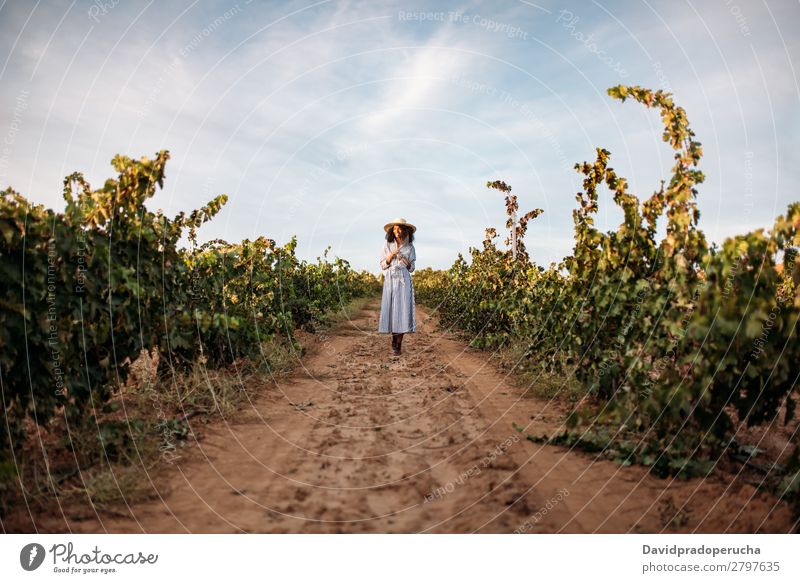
383 217 417 233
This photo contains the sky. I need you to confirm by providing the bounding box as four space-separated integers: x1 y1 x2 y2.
1 0 798 274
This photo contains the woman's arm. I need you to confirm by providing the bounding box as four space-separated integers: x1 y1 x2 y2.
379 243 393 270
406 245 416 273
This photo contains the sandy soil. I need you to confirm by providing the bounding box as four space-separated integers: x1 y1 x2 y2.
26 298 795 533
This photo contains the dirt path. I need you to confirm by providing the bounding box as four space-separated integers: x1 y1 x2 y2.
39 298 793 533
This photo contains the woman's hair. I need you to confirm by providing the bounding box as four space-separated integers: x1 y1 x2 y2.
386 224 414 244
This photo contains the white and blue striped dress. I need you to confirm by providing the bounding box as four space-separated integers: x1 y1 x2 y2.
378 239 416 334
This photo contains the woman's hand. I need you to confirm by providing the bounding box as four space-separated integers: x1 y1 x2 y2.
388 246 409 266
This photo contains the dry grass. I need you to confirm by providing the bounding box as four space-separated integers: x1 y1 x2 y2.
323 295 374 327
491 339 584 402
2 296 375 529
61 459 163 513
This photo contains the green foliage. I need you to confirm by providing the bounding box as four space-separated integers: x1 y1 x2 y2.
417 85 800 484
0 151 379 474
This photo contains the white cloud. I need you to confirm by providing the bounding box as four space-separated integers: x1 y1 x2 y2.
0 0 797 273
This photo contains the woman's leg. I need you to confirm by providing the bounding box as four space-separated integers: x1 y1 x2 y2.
396 333 404 353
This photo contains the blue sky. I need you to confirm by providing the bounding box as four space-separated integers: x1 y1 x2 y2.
1 0 798 274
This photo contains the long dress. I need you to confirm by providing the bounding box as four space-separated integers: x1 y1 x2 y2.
378 239 416 334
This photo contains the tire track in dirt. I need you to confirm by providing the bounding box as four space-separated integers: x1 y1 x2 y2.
38 298 794 533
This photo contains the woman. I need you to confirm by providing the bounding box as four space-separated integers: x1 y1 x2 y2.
378 218 417 356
